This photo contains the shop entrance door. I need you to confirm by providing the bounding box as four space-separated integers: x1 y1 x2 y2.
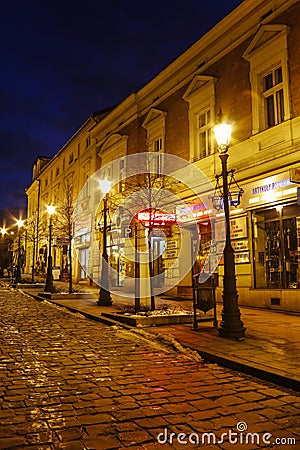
151 236 165 288
79 247 89 280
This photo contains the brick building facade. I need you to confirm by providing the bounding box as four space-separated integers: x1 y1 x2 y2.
26 0 300 311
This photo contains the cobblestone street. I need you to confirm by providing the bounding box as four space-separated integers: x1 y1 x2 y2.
0 286 299 449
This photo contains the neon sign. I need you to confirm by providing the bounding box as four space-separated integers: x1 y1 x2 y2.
137 210 177 225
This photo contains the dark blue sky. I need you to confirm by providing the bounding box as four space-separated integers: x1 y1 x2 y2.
0 0 242 214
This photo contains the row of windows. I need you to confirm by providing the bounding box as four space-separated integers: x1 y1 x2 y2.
41 62 287 192
191 63 286 162
45 138 92 186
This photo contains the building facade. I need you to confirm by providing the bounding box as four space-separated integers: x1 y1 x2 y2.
26 0 300 311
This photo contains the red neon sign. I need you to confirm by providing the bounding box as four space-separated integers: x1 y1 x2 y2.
137 210 176 225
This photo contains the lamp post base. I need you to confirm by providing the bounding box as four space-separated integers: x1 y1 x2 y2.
97 288 113 306
15 266 22 284
218 309 246 339
44 276 54 293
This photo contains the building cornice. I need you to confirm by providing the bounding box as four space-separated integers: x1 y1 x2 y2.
135 0 298 115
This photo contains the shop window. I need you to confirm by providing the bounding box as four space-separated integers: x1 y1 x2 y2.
253 204 300 289
193 221 212 277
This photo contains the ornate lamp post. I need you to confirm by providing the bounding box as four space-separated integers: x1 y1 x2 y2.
44 205 55 293
0 227 7 277
214 123 245 339
15 220 24 284
97 180 113 306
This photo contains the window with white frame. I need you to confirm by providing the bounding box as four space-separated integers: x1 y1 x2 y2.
262 67 284 128
243 25 290 134
183 75 216 162
197 109 212 159
153 137 163 152
142 109 166 154
98 134 128 194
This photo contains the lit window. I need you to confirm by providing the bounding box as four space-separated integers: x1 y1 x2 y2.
263 67 284 128
142 108 166 155
197 110 212 159
153 138 163 152
243 25 290 134
183 75 216 162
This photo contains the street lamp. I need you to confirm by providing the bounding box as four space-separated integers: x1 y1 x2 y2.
15 219 24 284
0 227 7 277
44 205 55 293
97 180 113 305
214 123 245 339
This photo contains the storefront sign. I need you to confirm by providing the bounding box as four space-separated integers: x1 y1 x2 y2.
137 210 176 225
166 240 178 250
251 178 291 195
230 216 248 239
163 259 179 268
163 249 178 259
232 239 249 252
52 266 60 280
290 168 300 183
234 252 250 264
241 171 298 208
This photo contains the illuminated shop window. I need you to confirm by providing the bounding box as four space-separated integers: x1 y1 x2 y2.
252 204 300 289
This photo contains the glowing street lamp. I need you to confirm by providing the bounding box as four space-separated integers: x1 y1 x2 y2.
44 205 55 293
97 180 113 305
213 123 245 339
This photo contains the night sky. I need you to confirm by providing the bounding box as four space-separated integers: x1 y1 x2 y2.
0 0 242 217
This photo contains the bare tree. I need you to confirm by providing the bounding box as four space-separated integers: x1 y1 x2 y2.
54 180 75 293
110 153 183 310
25 213 48 282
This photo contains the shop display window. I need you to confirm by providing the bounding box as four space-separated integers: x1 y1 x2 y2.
253 204 300 289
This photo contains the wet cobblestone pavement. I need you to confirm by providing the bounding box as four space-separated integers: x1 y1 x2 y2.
0 286 299 449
